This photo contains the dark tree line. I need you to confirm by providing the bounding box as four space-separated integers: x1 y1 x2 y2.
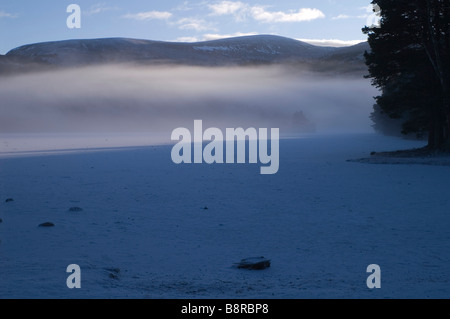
363 0 450 149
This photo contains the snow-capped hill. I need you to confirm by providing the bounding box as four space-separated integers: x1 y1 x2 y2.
191 35 334 59
325 41 370 61
6 38 166 66
5 35 359 67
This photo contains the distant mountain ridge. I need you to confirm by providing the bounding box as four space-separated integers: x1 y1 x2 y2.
0 35 369 73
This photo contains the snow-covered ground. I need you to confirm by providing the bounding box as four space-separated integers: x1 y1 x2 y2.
1 133 450 299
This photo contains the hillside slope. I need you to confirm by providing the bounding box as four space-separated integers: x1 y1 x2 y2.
3 35 367 71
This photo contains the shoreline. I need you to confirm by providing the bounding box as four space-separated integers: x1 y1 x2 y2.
0 132 381 159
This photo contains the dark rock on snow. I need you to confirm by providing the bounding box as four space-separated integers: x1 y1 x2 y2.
235 257 271 270
105 268 121 280
105 267 121 274
39 222 55 227
108 273 119 280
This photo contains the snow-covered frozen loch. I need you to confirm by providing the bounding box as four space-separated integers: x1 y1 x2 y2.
1 133 449 298
1 54 449 299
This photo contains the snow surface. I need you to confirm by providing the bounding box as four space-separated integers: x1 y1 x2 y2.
193 46 232 52
1 133 450 299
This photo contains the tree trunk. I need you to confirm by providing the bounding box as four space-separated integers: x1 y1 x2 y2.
423 0 450 150
442 97 450 150
427 104 449 150
428 119 436 148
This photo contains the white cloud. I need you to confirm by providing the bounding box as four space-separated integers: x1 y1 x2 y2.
251 7 325 23
177 18 215 31
174 36 200 42
123 11 172 21
207 2 324 23
202 32 259 41
298 38 366 47
209 1 247 15
174 1 193 12
362 5 375 13
332 14 351 20
0 10 16 18
85 3 118 15
208 1 249 22
332 14 370 20
333 6 374 21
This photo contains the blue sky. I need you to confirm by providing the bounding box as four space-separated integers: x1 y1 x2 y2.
0 0 374 54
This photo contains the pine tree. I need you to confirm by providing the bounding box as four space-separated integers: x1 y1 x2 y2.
363 0 450 150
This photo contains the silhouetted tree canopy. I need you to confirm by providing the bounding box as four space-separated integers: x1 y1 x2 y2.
363 0 450 149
